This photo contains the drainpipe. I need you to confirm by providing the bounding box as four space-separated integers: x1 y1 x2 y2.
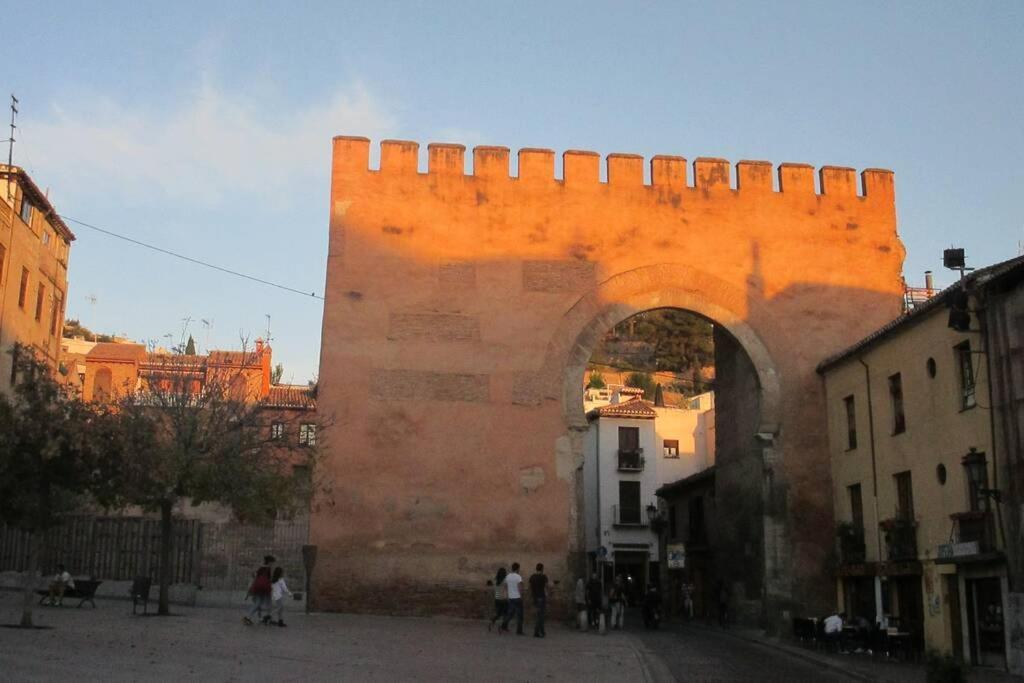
594 419 601 581
858 357 884 621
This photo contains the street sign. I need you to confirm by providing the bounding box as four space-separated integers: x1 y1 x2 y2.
666 543 686 569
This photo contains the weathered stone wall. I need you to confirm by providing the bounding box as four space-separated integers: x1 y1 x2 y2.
313 137 905 620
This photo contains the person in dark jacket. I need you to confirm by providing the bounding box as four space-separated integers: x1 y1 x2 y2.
587 575 603 627
243 554 276 625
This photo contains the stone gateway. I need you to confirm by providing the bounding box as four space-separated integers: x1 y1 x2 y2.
313 136 904 625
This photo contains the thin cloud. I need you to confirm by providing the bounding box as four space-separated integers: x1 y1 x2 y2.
22 82 396 207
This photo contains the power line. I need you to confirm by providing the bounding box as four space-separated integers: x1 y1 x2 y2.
59 215 324 301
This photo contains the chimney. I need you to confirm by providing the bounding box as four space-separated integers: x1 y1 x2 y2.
255 338 264 354
924 271 934 296
654 383 665 407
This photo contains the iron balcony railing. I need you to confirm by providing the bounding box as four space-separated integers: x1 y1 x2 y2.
952 511 996 553
837 524 867 564
881 518 918 562
613 504 648 527
617 448 645 472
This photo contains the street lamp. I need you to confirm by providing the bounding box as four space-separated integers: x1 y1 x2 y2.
646 503 667 533
962 448 1000 503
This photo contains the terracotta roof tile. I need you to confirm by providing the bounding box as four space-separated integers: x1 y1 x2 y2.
263 385 316 410
586 398 657 420
86 343 147 363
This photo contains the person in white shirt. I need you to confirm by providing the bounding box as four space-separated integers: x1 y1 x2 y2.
823 612 846 651
47 564 75 606
500 562 524 635
271 567 294 627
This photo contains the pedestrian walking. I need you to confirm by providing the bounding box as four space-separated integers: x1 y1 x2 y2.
716 580 729 627
500 562 524 635
574 577 587 630
488 567 508 632
243 554 275 625
609 576 625 630
529 563 548 638
271 566 293 627
586 574 603 628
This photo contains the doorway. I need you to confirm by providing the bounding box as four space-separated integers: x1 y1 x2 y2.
614 551 648 606
966 577 1005 668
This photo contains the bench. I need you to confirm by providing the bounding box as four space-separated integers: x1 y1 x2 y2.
36 579 103 608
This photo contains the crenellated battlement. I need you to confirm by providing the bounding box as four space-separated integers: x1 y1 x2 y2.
333 135 894 200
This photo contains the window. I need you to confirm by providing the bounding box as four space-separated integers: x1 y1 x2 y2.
894 471 914 521
848 484 864 529
618 426 639 452
668 504 678 539
271 422 285 440
17 268 29 309
888 373 905 434
844 395 857 450
50 289 63 336
41 230 50 246
663 439 680 458
956 342 976 410
618 481 641 524
298 423 317 447
19 196 33 225
688 496 706 545
34 283 45 321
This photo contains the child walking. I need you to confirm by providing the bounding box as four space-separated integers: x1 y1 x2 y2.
271 566 294 627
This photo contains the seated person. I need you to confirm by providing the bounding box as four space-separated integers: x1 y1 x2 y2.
47 564 75 606
823 611 846 650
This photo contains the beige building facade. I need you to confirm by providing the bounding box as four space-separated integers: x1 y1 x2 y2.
0 166 74 390
820 262 1010 669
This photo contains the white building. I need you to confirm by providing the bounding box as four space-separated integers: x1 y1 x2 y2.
582 388 714 596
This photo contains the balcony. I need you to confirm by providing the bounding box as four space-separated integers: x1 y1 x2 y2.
836 523 866 564
880 518 918 562
613 504 648 527
617 448 645 472
951 510 997 554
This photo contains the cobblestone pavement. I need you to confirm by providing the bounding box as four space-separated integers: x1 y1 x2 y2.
632 621 854 682
0 592 656 682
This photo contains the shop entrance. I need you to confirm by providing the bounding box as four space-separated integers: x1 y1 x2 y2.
613 550 649 606
966 577 1005 668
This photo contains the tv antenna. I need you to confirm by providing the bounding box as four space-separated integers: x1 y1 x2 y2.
6 94 16 167
264 314 273 345
84 294 98 340
200 318 214 352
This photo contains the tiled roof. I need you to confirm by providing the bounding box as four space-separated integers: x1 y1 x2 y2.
86 342 147 363
0 165 75 241
657 466 716 498
263 384 316 410
586 398 657 420
208 350 261 366
817 254 1024 373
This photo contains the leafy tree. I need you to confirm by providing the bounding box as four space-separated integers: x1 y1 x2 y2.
587 370 606 389
63 318 115 343
625 372 655 399
105 348 320 615
0 345 114 627
271 363 284 384
183 335 197 356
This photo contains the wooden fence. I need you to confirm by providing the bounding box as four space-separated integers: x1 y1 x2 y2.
0 516 201 584
0 515 308 591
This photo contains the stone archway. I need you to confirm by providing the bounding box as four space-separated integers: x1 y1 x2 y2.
313 136 905 622
540 264 785 618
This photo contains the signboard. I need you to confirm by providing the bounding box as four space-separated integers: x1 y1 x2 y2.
937 541 980 559
666 543 686 569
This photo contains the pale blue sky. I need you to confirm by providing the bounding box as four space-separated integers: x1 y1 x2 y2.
6 2 1022 380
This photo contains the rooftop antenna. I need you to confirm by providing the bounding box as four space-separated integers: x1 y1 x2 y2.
943 247 974 281
84 294 98 341
6 94 16 167
264 314 273 345
200 318 213 353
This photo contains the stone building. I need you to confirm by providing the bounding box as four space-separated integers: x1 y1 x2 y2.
0 165 74 390
818 254 1024 673
314 135 905 624
582 388 714 601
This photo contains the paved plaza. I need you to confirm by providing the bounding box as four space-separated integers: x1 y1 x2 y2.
0 591 664 682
